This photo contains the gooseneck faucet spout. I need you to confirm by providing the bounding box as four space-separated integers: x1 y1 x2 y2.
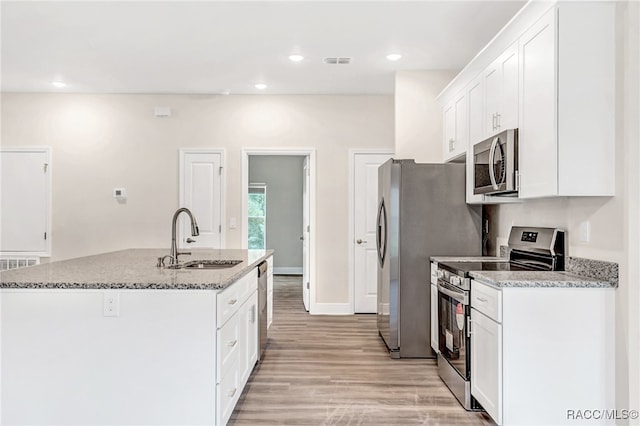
168 207 200 266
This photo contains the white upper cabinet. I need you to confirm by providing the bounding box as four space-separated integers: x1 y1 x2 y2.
518 3 615 198
483 42 519 137
438 1 615 200
442 91 467 162
466 76 486 204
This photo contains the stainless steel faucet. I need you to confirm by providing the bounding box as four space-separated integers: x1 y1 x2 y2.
165 207 200 266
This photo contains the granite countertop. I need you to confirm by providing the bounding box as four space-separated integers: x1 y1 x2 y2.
470 270 615 289
430 256 506 262
0 249 274 290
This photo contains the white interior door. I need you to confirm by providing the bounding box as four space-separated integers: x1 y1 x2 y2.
302 156 310 311
0 148 50 255
353 153 392 313
180 150 223 249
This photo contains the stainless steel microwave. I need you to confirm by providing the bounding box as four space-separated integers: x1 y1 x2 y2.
473 129 518 196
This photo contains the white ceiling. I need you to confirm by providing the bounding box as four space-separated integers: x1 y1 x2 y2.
1 1 526 95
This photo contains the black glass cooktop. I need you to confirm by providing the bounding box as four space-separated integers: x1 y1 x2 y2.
439 261 534 276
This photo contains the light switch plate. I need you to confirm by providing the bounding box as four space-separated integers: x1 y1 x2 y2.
113 188 127 198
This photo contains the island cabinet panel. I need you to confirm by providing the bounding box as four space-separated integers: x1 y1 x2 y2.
239 291 259 386
1 289 218 426
215 267 258 426
267 255 274 328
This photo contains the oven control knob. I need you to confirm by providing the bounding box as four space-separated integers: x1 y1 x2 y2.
436 270 444 280
450 276 461 286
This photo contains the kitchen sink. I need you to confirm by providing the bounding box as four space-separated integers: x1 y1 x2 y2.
179 259 242 269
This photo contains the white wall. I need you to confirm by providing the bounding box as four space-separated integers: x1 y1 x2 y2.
394 70 456 163
0 94 394 304
249 155 304 272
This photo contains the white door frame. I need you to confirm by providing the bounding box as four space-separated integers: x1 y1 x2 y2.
241 148 317 312
179 148 226 248
348 149 393 314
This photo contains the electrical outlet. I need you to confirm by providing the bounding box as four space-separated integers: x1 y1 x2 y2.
103 293 120 317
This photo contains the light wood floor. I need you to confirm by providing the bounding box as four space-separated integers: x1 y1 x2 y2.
230 276 494 425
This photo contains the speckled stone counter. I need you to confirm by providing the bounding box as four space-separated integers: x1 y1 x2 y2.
469 270 615 288
0 248 274 290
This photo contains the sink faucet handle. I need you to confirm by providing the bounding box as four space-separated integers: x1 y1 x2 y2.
157 255 175 268
186 238 196 243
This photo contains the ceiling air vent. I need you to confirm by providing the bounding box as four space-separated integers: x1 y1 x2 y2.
323 57 351 65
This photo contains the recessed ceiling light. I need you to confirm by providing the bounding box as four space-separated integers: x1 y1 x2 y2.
289 54 304 62
386 53 402 61
51 81 66 88
254 83 267 90
220 90 231 96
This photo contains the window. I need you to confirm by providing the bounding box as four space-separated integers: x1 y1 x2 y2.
248 184 266 249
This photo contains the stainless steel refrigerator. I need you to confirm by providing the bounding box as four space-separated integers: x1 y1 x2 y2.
376 159 482 358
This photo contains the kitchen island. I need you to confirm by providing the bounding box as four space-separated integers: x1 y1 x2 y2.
1 248 273 426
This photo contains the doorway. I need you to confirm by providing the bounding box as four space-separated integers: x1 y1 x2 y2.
179 149 224 249
242 149 315 313
349 150 393 313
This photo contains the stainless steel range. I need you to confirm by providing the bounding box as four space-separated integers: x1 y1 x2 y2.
435 226 565 410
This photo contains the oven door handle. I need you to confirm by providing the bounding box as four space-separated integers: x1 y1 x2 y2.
437 282 468 305
488 136 500 190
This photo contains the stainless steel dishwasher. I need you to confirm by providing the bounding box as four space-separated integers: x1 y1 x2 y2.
257 261 268 359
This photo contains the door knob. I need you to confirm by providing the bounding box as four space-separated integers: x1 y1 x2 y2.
300 236 304 241
356 239 367 244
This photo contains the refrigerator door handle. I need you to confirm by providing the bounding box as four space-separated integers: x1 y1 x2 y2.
377 198 387 267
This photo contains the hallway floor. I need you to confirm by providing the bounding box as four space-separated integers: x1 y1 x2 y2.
229 275 494 425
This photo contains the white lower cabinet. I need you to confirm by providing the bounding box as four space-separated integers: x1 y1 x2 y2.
239 291 259 385
215 268 259 426
470 308 502 425
470 279 615 425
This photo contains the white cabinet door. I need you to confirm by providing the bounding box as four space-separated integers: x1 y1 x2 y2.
466 76 485 204
0 148 50 255
471 308 502 425
443 92 467 162
443 102 456 158
239 291 258 386
483 62 501 137
484 42 519 136
500 44 519 130
430 283 439 353
518 8 558 199
180 150 224 248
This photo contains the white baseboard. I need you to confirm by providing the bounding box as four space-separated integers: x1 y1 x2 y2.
273 267 303 275
310 303 353 315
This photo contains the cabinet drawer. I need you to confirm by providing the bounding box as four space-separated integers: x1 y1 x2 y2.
471 280 502 323
216 358 240 426
217 269 257 327
217 313 240 380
